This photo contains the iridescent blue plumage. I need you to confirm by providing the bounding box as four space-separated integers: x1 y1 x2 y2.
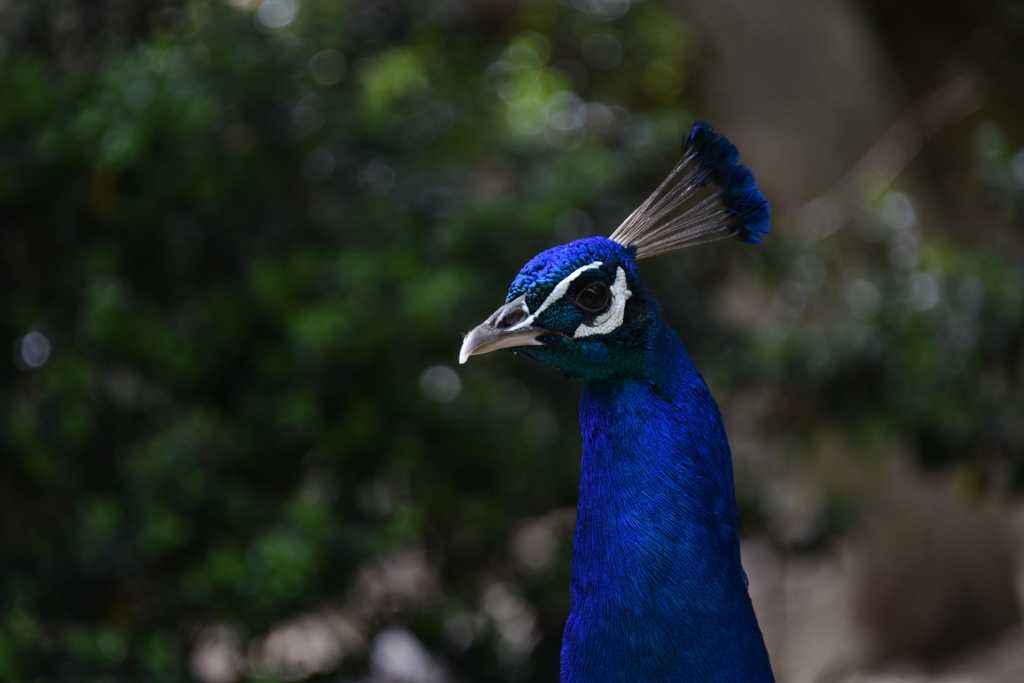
609 120 770 254
460 122 774 681
567 318 774 681
684 120 770 244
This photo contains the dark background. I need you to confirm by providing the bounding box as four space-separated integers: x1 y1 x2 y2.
2 0 1023 681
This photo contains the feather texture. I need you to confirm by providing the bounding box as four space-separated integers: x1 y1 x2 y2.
609 120 770 258
561 318 775 682
459 120 775 681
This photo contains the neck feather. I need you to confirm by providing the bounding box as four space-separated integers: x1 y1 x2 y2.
560 322 773 682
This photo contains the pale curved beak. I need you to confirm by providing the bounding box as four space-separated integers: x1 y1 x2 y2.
459 294 546 364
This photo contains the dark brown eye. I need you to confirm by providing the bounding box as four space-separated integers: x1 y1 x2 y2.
574 281 611 313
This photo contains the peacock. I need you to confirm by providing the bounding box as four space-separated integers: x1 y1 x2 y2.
459 121 775 682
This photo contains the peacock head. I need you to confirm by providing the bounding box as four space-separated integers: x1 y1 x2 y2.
459 236 653 381
459 120 770 381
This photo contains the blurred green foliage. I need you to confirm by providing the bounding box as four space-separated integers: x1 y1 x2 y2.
1 0 1023 681
0 1 704 680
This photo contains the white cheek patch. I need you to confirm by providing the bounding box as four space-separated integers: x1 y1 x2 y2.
573 266 631 338
506 261 604 331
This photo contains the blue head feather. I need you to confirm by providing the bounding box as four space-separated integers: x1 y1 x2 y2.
505 237 655 382
506 237 639 308
611 120 771 253
683 120 771 245
686 119 739 177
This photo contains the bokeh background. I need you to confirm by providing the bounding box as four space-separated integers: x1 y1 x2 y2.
3 0 1024 681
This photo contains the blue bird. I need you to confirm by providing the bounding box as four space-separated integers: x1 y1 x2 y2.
459 121 774 682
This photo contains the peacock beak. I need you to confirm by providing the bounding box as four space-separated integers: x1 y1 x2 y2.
459 294 546 364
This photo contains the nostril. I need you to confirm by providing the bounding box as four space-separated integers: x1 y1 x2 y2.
496 306 528 329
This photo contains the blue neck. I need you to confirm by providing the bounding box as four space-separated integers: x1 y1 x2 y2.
561 322 774 682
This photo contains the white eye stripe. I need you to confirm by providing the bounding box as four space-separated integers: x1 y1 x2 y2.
506 261 604 331
573 266 631 338
534 261 604 318
507 261 633 338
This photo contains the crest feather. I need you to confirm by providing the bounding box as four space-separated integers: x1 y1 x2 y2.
609 120 770 259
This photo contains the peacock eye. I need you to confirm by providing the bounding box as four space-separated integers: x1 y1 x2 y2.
574 281 611 314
